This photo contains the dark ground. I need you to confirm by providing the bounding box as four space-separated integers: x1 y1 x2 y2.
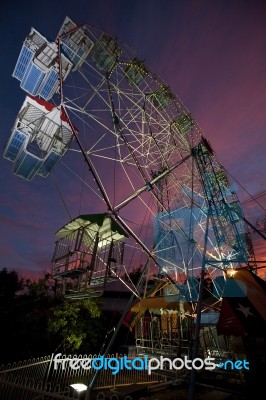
91 379 247 400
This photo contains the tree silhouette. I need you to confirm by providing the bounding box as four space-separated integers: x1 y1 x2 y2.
0 267 22 299
0 269 103 362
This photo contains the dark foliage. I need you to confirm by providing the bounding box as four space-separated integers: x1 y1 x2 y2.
0 269 105 363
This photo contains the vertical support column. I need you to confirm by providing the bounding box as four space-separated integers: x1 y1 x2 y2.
84 260 150 400
188 209 210 400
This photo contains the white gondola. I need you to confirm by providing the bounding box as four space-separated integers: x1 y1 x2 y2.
3 95 75 180
57 16 94 71
51 213 128 298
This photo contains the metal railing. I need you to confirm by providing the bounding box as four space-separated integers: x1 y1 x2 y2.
0 353 166 400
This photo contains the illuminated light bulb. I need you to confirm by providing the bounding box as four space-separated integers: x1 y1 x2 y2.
70 383 88 392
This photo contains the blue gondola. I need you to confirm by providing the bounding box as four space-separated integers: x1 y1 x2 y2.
12 28 72 100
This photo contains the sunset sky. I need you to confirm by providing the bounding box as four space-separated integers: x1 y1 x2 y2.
0 0 265 280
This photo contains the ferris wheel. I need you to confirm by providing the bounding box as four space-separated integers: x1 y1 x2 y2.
4 17 252 304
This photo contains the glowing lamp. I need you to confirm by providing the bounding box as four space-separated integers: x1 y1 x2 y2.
70 383 88 392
